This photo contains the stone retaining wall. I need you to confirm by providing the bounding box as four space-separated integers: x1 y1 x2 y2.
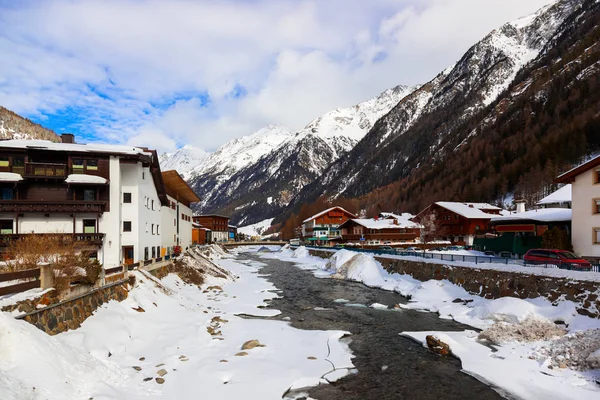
307 249 600 318
16 279 130 335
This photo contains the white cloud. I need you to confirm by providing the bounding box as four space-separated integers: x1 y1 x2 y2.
0 0 553 153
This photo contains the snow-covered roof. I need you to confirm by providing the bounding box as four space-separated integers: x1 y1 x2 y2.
537 185 572 205
379 212 415 220
302 206 356 223
0 139 153 156
0 172 23 182
345 217 422 230
65 174 108 185
491 208 571 223
436 202 502 219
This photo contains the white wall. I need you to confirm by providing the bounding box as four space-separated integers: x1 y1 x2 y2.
98 156 121 268
571 168 600 259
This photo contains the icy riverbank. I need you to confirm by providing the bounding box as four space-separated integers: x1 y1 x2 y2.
0 249 354 399
256 245 600 400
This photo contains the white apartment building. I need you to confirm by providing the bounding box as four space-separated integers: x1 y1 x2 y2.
557 156 600 262
160 170 199 254
0 136 200 268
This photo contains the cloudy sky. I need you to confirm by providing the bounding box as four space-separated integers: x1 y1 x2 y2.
0 0 551 153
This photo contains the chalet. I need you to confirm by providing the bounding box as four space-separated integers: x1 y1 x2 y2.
556 156 600 262
192 214 230 242
160 170 200 254
0 136 168 267
301 206 356 243
339 213 421 245
414 202 503 245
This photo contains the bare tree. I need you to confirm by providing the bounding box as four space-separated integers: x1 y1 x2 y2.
418 209 442 252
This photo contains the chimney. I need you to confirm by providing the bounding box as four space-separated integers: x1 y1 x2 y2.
468 204 474 208
393 219 399 225
61 133 75 144
515 199 526 213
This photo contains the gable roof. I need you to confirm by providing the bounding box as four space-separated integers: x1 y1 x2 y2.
491 208 571 223
556 155 600 183
162 170 200 204
341 216 422 230
302 206 357 223
537 184 572 205
435 202 502 219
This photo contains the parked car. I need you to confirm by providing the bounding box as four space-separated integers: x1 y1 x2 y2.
333 244 345 249
405 247 418 251
483 250 496 256
447 246 460 251
523 249 592 270
378 245 394 252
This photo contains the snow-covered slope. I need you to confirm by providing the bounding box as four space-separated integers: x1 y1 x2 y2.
291 0 580 206
159 145 209 178
0 106 59 141
166 84 415 225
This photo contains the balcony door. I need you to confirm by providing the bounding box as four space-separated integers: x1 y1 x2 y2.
83 219 96 233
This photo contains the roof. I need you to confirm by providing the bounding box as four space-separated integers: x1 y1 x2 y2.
302 206 357 223
161 170 200 204
435 202 502 219
0 139 153 156
537 185 572 205
0 172 23 182
65 174 108 185
556 155 600 183
341 217 423 230
491 208 571 223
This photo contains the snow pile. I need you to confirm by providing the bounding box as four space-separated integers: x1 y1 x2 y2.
479 317 566 345
535 329 600 370
0 312 126 399
195 244 232 261
330 254 387 288
292 246 309 259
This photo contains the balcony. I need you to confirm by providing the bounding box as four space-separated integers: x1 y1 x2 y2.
0 233 105 247
23 162 68 178
0 200 106 213
342 233 419 241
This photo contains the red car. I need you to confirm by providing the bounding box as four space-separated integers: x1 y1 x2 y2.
523 249 592 271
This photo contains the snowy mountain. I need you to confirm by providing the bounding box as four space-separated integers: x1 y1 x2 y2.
165 85 415 225
282 0 600 224
287 0 583 212
159 145 208 178
0 106 59 141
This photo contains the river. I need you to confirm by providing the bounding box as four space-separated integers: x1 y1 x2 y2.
243 253 505 400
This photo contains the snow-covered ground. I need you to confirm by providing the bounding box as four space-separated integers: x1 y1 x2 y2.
259 246 600 400
237 218 274 239
0 250 354 399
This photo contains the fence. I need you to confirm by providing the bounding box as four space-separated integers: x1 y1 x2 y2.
302 245 600 272
0 268 41 296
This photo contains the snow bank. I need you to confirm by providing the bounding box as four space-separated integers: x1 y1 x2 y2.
330 253 387 288
0 313 126 400
292 246 309 259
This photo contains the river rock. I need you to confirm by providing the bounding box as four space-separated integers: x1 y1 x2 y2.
426 335 451 356
157 369 168 377
242 340 265 350
155 377 165 384
235 352 249 357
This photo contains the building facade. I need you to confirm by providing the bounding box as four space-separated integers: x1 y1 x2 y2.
301 206 357 243
339 213 421 245
192 214 230 242
414 202 503 245
0 137 193 268
556 156 600 261
160 170 199 255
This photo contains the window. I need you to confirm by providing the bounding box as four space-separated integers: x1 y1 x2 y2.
174 218 176 226
0 219 13 234
144 247 149 260
156 246 160 257
123 192 132 203
145 197 149 209
88 251 98 260
123 221 132 232
12 157 24 174
145 223 149 233
151 199 154 211
594 228 600 244
594 199 600 214
72 159 84 173
157 224 160 235
151 247 156 258
0 187 13 200
151 223 155 235
87 159 98 170
142 172 145 180
0 156 8 167
83 219 96 233
595 170 600 184
83 189 95 201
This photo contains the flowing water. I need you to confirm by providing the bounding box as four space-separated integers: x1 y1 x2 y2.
242 253 504 400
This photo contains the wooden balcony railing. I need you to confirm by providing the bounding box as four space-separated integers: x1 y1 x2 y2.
0 200 106 213
342 233 419 241
0 233 105 247
24 162 67 178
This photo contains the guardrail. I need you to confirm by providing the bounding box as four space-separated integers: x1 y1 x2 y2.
0 268 41 296
523 260 600 273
